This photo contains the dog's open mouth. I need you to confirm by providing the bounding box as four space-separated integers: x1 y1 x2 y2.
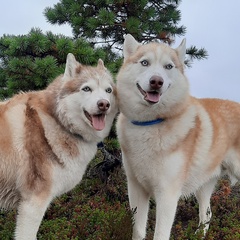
137 83 161 104
84 110 106 131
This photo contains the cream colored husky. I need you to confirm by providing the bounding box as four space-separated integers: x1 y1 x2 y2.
116 34 240 240
0 53 118 240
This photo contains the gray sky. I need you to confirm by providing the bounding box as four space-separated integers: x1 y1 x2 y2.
178 1 240 102
0 1 239 102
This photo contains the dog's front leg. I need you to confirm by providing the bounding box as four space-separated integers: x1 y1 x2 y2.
127 176 150 240
195 177 217 236
15 196 51 240
153 190 181 240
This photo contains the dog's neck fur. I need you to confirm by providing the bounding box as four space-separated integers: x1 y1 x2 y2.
28 84 86 142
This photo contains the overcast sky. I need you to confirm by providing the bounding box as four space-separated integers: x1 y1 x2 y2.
0 1 239 102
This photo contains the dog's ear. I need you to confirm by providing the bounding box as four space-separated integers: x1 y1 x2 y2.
175 39 186 64
123 34 140 62
97 59 107 71
63 53 79 80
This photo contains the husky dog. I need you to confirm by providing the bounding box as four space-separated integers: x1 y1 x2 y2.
116 34 240 240
0 53 118 240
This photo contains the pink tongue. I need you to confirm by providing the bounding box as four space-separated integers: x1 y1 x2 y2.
146 92 160 103
92 115 106 131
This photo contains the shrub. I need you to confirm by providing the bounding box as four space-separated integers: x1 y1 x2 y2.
0 148 240 240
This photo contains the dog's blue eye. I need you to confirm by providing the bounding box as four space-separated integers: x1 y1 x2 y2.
106 87 112 93
165 64 173 70
141 60 149 66
82 86 91 92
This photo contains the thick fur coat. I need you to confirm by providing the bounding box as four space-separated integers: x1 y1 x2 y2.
116 34 240 240
0 53 118 240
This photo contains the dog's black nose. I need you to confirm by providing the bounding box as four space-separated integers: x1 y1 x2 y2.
149 76 164 90
97 99 110 111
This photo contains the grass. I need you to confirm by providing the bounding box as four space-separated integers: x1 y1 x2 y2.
0 141 240 239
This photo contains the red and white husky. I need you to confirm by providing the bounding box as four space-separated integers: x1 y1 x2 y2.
116 34 240 240
0 53 118 240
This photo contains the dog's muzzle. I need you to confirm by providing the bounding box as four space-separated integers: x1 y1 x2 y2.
137 75 163 104
84 99 110 131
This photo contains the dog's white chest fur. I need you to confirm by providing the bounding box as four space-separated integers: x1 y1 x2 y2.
52 143 96 196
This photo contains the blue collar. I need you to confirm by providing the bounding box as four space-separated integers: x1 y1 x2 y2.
131 118 164 126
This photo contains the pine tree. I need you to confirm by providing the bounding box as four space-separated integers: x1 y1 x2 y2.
44 0 207 63
45 0 185 45
0 0 208 99
0 28 120 98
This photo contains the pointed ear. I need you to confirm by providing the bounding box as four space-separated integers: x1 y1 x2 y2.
175 39 186 64
123 34 141 62
97 59 107 71
63 53 79 80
